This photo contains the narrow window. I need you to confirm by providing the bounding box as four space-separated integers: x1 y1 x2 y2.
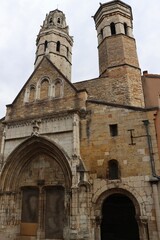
57 18 61 24
124 23 128 35
55 81 61 98
56 41 60 52
44 40 48 52
49 18 53 24
40 79 49 99
100 29 104 39
109 124 118 137
29 85 36 102
108 160 119 180
67 47 69 57
110 22 116 35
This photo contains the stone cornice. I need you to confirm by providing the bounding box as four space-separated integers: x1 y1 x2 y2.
3 109 79 126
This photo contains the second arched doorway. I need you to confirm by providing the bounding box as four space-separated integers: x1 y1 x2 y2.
101 193 140 240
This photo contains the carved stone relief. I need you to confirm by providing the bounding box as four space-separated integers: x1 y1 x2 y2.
20 154 65 186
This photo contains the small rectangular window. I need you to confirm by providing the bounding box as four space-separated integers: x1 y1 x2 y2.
109 124 118 137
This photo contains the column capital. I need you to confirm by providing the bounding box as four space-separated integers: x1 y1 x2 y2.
149 176 159 184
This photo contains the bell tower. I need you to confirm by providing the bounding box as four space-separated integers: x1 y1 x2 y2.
94 0 144 107
35 9 73 81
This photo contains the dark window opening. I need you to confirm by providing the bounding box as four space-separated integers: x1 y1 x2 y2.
109 124 118 137
49 18 53 24
57 18 61 24
44 41 48 52
108 160 119 180
67 47 69 57
55 81 61 98
110 22 116 35
56 41 61 52
124 22 128 35
100 29 104 39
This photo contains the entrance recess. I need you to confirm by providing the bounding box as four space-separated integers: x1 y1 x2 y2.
45 186 64 239
101 193 140 240
21 186 65 239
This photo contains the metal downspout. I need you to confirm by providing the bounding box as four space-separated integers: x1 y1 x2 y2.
143 120 156 176
143 120 160 239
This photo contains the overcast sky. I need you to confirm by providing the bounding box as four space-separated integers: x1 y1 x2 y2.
0 0 160 118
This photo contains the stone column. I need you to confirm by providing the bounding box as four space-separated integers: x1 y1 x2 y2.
150 178 160 240
104 25 111 37
95 216 101 240
37 187 45 240
0 194 5 227
71 187 78 239
73 114 80 156
139 216 150 240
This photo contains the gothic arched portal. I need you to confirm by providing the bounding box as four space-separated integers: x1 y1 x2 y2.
101 193 140 240
0 136 72 239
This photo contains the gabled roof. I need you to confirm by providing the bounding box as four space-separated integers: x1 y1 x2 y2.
7 56 82 107
87 99 158 112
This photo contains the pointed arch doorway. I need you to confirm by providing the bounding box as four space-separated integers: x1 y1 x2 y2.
0 136 72 239
101 193 140 240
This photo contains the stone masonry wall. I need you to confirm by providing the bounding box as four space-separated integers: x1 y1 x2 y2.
6 58 77 121
79 102 160 239
80 102 159 176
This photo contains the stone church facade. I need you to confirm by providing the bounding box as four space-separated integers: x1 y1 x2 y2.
0 1 160 240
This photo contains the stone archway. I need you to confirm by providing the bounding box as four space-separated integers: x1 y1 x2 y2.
1 135 72 190
94 188 144 240
101 193 140 240
0 136 72 240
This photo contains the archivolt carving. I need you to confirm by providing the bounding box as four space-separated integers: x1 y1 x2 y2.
0 136 72 192
92 184 146 217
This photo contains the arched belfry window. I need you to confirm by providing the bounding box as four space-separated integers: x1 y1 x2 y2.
44 40 48 52
100 28 104 40
56 41 61 52
49 18 53 24
108 160 119 180
110 22 116 35
67 47 69 57
124 22 128 35
57 18 61 24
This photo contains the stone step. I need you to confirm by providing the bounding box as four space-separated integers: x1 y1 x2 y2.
16 236 36 240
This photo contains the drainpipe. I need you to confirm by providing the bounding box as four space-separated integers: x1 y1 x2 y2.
151 179 160 239
143 120 160 239
142 120 156 176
